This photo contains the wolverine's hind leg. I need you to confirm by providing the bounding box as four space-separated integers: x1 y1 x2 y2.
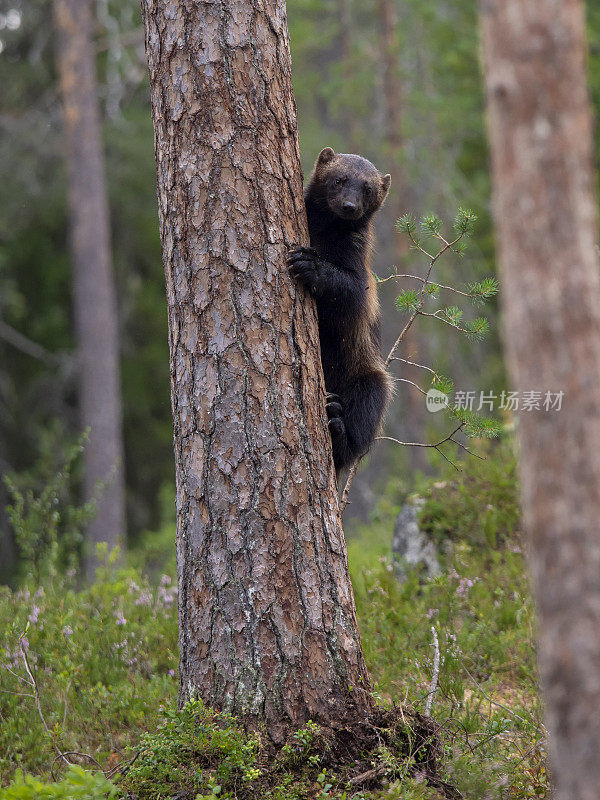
328 371 390 474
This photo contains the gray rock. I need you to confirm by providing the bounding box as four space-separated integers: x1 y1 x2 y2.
392 498 441 581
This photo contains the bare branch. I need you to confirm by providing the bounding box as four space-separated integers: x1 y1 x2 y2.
377 425 463 450
50 752 106 782
419 310 471 335
20 639 58 744
385 309 419 366
0 320 61 365
2 665 33 686
405 227 465 267
376 272 427 285
378 272 479 299
393 377 427 396
449 436 486 460
371 427 465 473
340 459 360 510
390 356 436 375
18 639 107 777
0 688 36 699
433 447 462 471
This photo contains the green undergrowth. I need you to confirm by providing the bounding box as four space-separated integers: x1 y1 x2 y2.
348 438 546 797
118 700 443 800
0 767 118 799
0 437 547 798
0 561 178 785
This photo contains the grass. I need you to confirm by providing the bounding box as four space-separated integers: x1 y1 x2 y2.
0 437 548 799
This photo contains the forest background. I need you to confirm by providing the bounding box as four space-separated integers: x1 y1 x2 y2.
0 0 599 573
2 3 600 797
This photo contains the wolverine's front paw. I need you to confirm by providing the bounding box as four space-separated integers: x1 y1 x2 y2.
328 415 346 441
287 246 320 290
326 393 343 421
326 393 345 440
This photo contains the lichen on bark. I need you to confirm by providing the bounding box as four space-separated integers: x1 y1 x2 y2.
141 0 373 741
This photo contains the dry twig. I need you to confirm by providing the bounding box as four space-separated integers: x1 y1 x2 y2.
424 627 440 716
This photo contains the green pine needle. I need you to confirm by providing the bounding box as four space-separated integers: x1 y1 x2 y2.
442 306 464 325
454 207 477 237
467 277 499 306
396 214 416 236
396 289 420 313
420 213 442 237
448 407 501 439
465 317 490 341
432 373 454 396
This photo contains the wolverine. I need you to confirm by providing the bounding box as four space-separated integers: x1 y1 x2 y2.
288 147 393 474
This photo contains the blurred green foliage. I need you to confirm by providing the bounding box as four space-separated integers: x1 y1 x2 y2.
3 432 96 584
0 0 599 571
0 767 118 800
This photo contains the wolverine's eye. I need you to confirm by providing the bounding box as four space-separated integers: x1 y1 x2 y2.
364 185 373 199
334 177 343 186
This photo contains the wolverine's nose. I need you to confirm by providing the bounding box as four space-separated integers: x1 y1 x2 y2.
342 201 356 212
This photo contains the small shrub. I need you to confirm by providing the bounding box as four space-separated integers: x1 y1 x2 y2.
0 766 118 799
121 700 261 800
416 437 520 551
4 434 96 583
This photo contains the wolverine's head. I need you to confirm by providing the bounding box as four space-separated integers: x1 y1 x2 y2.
312 147 391 221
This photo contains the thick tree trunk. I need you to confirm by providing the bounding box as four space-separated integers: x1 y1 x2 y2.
141 0 372 742
54 0 125 576
480 2 600 797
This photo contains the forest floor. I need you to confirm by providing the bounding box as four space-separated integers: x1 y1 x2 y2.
0 438 547 799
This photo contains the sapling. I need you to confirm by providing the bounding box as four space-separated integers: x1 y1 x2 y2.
341 209 501 508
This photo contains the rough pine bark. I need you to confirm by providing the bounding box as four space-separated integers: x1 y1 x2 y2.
54 0 125 574
480 2 600 797
141 0 372 742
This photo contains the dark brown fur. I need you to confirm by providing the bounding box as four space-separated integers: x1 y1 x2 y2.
288 148 393 474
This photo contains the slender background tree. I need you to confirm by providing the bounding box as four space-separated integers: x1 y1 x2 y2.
376 0 426 470
480 1 600 798
53 0 125 573
140 0 373 742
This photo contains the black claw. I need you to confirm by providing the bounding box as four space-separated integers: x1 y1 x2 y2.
326 393 342 406
290 246 317 255
287 247 318 265
288 246 317 260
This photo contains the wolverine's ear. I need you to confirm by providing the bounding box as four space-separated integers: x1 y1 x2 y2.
317 147 335 166
381 173 391 194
